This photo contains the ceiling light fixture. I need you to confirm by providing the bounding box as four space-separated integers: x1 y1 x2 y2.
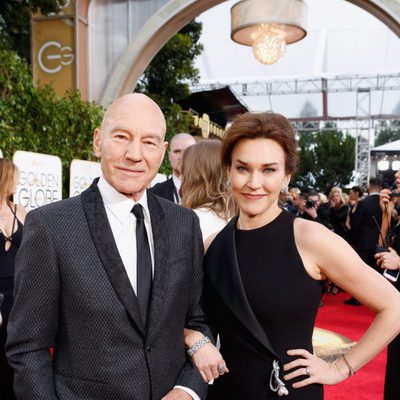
231 0 308 65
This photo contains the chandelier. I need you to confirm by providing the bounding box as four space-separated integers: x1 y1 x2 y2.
231 0 308 65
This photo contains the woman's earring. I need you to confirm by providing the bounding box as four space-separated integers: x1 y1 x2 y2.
281 184 288 193
227 179 231 189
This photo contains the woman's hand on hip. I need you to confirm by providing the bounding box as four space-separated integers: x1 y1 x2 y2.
283 349 348 387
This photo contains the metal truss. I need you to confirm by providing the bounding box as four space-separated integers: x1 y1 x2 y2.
355 89 372 188
192 73 400 95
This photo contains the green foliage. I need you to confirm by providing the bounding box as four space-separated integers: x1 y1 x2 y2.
0 48 104 197
137 21 203 175
292 123 355 192
137 21 203 109
0 0 65 62
374 120 400 146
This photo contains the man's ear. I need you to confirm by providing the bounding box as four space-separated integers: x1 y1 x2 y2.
93 128 102 158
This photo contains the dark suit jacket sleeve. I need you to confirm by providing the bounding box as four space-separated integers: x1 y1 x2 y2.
6 210 59 399
174 213 211 396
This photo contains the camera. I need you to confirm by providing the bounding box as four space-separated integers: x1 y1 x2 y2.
305 200 315 209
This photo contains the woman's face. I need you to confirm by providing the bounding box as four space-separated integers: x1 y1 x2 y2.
331 191 341 206
228 138 290 220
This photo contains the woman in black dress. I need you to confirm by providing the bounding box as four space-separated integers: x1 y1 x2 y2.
375 172 400 400
184 112 400 400
328 186 349 241
0 159 26 400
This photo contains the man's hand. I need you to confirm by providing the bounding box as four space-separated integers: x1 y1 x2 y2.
304 207 318 220
161 388 193 400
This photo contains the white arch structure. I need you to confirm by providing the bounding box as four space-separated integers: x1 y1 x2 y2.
99 0 400 107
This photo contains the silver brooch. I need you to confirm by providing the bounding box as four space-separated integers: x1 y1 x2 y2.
269 360 289 397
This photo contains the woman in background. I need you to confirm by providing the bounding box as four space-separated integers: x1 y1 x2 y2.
180 139 234 242
0 159 26 400
329 186 349 241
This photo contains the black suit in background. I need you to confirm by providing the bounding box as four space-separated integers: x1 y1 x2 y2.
6 181 210 400
151 177 179 203
351 193 382 271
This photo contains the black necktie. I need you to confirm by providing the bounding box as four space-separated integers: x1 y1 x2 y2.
132 204 152 325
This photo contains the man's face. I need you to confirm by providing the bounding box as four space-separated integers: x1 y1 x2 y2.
93 95 168 201
168 137 195 178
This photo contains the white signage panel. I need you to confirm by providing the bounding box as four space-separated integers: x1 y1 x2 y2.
0 149 3 158
70 160 101 197
13 151 62 210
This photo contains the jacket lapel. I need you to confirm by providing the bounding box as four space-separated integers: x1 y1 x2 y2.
204 217 278 359
81 180 145 335
146 191 169 340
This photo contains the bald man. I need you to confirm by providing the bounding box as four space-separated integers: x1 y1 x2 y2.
151 133 196 203
6 94 211 400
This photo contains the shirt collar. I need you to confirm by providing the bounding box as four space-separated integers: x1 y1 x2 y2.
172 174 181 191
97 177 151 224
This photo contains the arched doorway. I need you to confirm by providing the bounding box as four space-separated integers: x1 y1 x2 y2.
99 0 400 107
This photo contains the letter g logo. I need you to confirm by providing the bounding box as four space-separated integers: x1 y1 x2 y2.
38 41 74 74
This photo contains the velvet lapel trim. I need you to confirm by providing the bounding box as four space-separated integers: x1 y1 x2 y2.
204 216 278 359
146 191 169 340
81 179 145 335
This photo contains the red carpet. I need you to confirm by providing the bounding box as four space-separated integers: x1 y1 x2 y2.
315 292 386 400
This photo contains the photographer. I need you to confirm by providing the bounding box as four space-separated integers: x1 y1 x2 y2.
374 178 400 400
298 191 331 228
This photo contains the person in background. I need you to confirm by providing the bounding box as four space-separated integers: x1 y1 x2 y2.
375 171 400 400
180 139 234 242
299 191 330 228
0 159 26 400
328 187 349 241
184 111 400 400
151 133 196 203
289 187 301 215
343 186 365 306
280 188 297 214
346 186 364 248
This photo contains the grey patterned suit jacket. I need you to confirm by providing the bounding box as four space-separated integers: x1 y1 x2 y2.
6 181 210 400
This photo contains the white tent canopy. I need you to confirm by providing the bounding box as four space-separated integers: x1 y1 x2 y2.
371 140 400 152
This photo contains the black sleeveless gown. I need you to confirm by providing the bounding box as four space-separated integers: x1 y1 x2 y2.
0 204 23 400
206 210 323 400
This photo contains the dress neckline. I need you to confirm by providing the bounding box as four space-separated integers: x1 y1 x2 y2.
235 210 286 233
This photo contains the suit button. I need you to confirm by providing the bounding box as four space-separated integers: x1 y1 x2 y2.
146 345 151 352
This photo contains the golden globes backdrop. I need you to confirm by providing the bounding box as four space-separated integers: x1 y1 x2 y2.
32 0 76 96
69 159 101 197
13 151 62 210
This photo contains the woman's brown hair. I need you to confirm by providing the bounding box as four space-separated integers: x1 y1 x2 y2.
0 159 18 204
181 140 234 220
221 111 298 174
